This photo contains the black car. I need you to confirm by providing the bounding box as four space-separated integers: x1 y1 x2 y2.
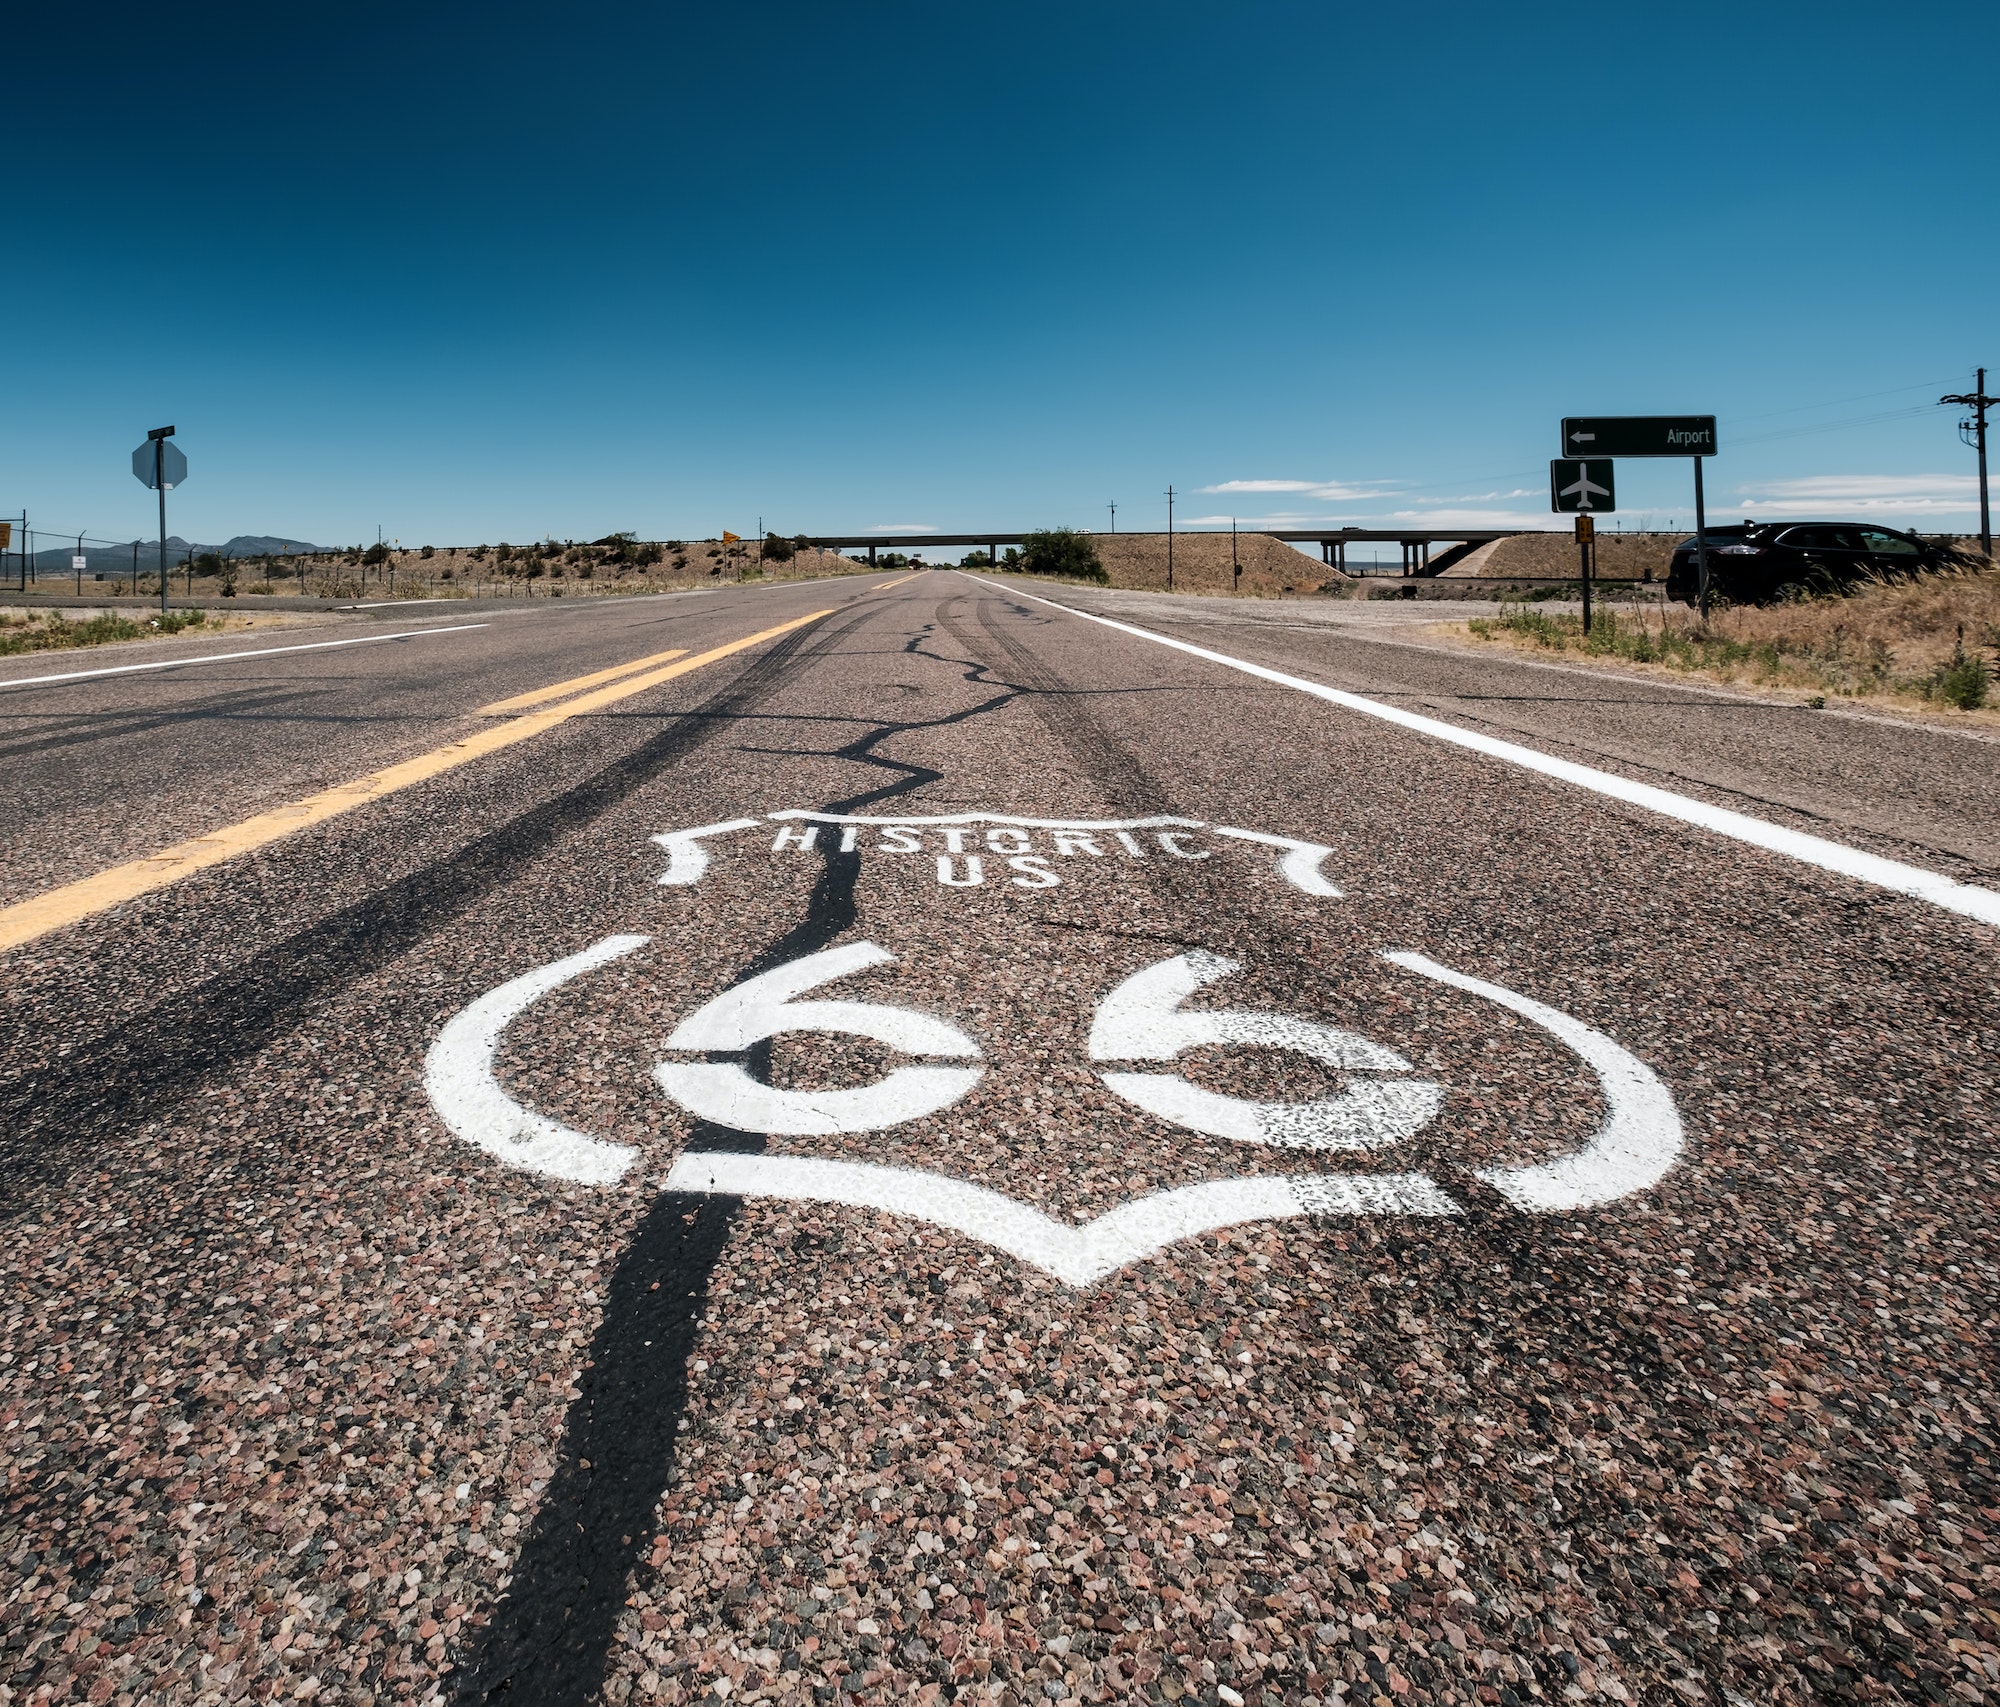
1665 520 1943 605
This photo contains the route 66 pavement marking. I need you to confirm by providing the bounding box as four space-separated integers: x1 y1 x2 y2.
1 571 1992 1707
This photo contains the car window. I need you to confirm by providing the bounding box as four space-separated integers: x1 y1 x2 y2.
1859 529 1921 556
1779 526 1865 551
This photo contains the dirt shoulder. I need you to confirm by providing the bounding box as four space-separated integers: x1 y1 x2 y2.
1407 565 2000 734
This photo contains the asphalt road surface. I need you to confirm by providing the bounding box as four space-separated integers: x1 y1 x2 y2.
2 571 1994 1707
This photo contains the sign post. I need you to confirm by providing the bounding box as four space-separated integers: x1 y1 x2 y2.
1559 416 1717 616
132 427 185 615
1575 515 1595 633
1551 462 1616 632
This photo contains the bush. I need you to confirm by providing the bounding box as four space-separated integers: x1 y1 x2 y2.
420 544 435 559
761 534 796 563
959 550 993 568
362 542 391 567
1929 628 1991 710
1019 528 1106 583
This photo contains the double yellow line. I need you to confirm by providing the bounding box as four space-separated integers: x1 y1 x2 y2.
0 609 833 955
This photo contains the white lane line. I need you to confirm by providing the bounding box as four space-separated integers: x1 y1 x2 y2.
971 575 2000 932
0 623 490 691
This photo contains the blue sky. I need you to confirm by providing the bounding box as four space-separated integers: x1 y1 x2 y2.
4 0 1995 548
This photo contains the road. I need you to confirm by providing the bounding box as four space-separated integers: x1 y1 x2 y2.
1 570 1993 1707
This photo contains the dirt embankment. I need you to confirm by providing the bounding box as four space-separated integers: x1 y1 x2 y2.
1085 533 1334 596
1441 532 1678 580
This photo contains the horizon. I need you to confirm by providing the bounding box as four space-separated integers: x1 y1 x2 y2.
3 0 1994 547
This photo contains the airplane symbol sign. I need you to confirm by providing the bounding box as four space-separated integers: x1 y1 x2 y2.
1550 459 1616 513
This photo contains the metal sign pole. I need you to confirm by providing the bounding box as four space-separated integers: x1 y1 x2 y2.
1693 456 1710 622
1577 515 1594 634
157 440 169 614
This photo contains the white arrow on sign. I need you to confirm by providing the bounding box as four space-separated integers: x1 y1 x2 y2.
1569 431 1595 443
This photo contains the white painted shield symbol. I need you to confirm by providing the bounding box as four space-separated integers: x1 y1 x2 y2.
425 935 1683 1287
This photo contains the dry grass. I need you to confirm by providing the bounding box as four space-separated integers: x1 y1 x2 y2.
1461 561 2000 719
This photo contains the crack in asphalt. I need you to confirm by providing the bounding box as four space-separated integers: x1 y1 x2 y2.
453 609 1038 1705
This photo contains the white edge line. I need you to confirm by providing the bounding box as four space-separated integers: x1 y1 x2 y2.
0 623 492 690
967 575 2000 931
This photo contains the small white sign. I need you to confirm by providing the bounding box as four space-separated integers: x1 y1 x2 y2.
72 555 87 571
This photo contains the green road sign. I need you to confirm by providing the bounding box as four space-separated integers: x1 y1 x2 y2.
1560 416 1715 457
1550 459 1616 513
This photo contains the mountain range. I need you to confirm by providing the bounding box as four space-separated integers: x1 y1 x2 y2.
11 535 333 576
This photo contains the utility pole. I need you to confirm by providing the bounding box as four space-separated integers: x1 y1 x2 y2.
1942 368 1994 559
1232 516 1240 591
1165 485 1175 591
1108 501 1116 533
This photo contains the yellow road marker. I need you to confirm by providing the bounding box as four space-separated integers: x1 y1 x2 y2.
477 645 689 714
0 608 834 956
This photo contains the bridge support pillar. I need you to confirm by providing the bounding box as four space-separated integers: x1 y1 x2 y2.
868 544 877 566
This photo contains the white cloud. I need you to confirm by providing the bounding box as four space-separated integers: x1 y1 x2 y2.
1201 479 1321 493
1200 478 1403 501
1730 474 1982 516
866 522 939 534
1178 508 1570 532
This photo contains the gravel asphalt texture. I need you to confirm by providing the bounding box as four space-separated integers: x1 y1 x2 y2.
1 571 1994 1707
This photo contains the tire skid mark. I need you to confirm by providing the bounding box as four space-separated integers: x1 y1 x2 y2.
456 591 1042 1703
0 619 838 1208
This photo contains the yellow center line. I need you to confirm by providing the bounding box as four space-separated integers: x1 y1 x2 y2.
477 645 690 714
0 608 835 956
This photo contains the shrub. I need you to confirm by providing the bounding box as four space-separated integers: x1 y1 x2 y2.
959 551 993 567
1929 628 1991 710
362 542 391 567
1020 528 1106 582
762 534 796 563
420 544 435 559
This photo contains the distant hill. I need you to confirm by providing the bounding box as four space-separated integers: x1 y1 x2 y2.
18 534 332 575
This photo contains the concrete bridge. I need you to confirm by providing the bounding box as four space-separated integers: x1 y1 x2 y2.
802 528 1523 576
